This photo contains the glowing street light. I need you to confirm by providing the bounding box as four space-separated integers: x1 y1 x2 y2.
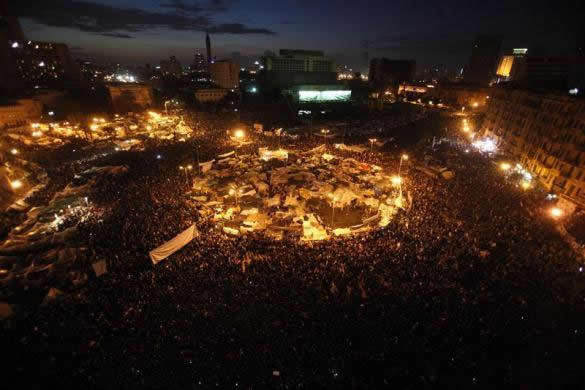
11 148 18 155
550 207 563 218
398 153 409 176
369 138 377 152
229 186 241 207
328 193 339 225
234 129 245 139
10 180 22 190
521 181 531 190
391 176 402 186
500 162 511 171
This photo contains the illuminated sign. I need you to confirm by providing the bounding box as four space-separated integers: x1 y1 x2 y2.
513 48 528 55
299 90 351 102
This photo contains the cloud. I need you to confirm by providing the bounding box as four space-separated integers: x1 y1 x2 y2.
209 23 275 35
13 0 274 35
160 0 233 14
98 33 134 39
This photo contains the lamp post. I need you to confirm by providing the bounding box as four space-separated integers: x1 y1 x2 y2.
187 165 193 183
196 145 201 175
398 154 408 176
321 129 330 146
179 166 188 185
369 138 377 153
230 186 239 207
329 193 338 226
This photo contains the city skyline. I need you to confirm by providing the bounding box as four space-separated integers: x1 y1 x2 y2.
12 0 584 71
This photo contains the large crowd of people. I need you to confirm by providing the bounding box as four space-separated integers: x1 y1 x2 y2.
2 108 585 388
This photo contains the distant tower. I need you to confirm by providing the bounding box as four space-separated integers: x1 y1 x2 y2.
206 31 212 65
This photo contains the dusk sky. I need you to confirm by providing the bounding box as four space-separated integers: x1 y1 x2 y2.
13 0 583 72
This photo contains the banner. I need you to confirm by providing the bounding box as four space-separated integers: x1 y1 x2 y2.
149 225 198 264
217 151 235 159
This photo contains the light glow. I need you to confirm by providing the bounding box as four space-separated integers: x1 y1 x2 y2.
550 207 563 218
299 90 351 102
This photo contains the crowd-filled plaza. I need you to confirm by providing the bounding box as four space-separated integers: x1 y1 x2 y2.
1 106 584 387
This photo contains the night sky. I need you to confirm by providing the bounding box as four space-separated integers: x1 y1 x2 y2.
13 0 584 72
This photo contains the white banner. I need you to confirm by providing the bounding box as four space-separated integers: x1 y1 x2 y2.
217 151 235 159
149 225 198 265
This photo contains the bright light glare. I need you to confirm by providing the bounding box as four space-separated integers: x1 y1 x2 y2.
402 154 409 160
391 176 402 186
11 148 18 155
500 162 511 171
472 138 497 153
299 90 351 102
550 207 563 218
11 180 22 189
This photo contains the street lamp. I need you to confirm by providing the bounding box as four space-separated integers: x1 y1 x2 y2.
179 166 188 184
369 138 377 152
550 207 563 219
321 129 330 145
229 186 240 207
398 154 408 176
234 129 245 139
328 193 338 226
187 164 193 182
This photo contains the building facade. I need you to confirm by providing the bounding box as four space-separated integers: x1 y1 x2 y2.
108 84 154 112
463 35 503 86
482 86 585 207
7 40 79 86
160 56 182 78
431 83 490 109
0 99 43 129
262 49 337 91
194 89 229 103
369 58 416 88
210 61 239 89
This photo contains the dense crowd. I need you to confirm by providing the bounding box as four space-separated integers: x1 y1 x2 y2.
2 108 585 388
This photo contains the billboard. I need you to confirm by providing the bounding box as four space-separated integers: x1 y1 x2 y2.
299 90 351 102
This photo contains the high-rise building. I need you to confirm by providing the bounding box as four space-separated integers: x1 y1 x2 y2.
8 40 79 86
160 56 182 77
523 57 572 88
210 60 239 89
495 48 528 82
206 32 212 65
369 58 416 87
463 35 503 86
192 51 206 72
262 49 337 90
482 85 585 209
